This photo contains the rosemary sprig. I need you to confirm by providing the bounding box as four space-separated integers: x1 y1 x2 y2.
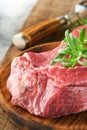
51 28 87 67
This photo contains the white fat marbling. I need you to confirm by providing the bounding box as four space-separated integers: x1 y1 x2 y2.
0 0 37 62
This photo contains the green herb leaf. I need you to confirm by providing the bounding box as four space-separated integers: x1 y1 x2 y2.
78 61 87 66
79 28 86 42
51 28 87 67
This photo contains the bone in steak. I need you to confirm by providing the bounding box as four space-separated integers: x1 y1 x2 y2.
7 26 87 118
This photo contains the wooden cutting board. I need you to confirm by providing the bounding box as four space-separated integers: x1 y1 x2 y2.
0 41 87 130
0 0 87 130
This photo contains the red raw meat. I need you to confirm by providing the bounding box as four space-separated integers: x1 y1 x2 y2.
71 25 87 37
7 26 87 118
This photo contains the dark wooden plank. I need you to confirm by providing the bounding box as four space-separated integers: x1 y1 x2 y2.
0 0 82 68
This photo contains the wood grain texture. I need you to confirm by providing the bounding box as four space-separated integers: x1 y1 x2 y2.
0 42 87 130
18 17 67 49
0 0 83 69
0 0 86 130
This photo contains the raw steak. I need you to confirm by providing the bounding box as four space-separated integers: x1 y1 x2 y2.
7 26 87 118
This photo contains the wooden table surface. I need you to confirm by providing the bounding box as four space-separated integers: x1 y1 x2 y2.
0 0 84 130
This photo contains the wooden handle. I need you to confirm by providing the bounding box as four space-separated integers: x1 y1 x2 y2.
13 17 67 49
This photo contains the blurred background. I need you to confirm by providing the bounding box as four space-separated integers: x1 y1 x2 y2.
0 0 37 62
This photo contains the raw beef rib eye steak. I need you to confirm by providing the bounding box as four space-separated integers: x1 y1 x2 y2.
7 26 87 118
